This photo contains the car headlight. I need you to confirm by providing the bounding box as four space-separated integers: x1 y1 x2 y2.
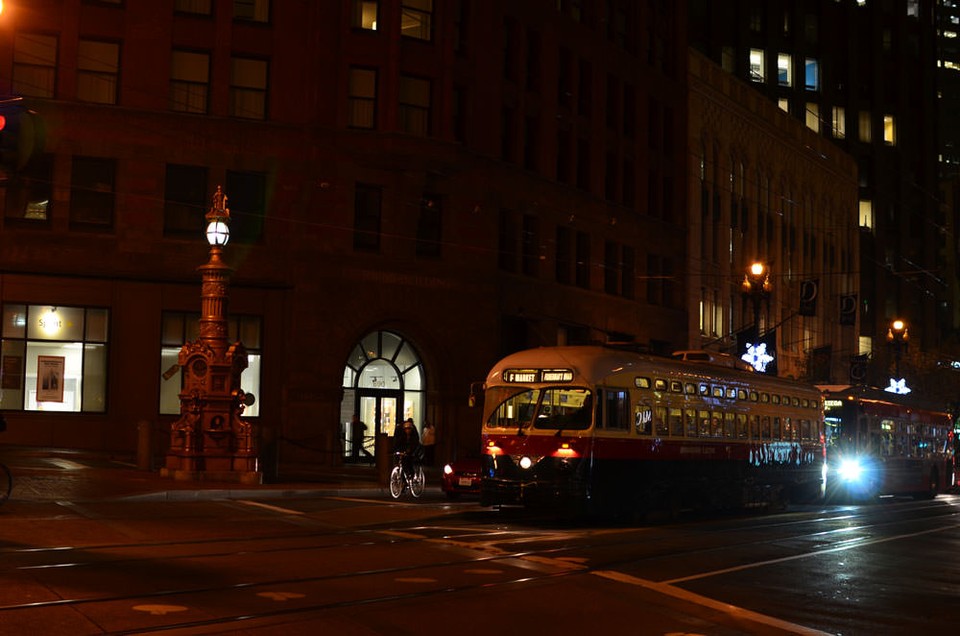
443 464 453 475
837 457 864 483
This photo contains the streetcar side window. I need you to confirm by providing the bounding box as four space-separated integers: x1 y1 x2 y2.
772 394 781 405
698 410 710 436
749 414 760 439
684 382 697 395
723 412 735 438
655 406 669 436
711 411 723 437
684 408 697 436
670 380 683 393
772 416 782 439
602 388 630 431
635 403 653 435
783 418 794 441
737 413 748 439
669 407 683 436
761 416 771 439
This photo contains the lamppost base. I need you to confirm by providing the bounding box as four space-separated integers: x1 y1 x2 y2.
160 466 263 485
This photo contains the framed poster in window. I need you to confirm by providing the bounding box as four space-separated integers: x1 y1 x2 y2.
37 355 65 403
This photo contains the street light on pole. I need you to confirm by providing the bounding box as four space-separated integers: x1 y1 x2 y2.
886 319 910 393
739 261 774 373
741 261 771 333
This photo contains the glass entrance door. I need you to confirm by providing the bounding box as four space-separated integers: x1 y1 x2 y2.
356 391 399 464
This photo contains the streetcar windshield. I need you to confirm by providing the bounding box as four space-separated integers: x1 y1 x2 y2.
533 387 593 430
484 386 594 431
485 388 540 430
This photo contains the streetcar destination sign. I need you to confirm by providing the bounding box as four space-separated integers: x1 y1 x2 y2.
503 368 574 383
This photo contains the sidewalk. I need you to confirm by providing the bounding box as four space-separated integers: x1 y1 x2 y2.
2 446 443 503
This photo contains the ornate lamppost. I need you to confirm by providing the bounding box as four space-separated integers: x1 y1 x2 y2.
885 319 910 394
163 186 259 483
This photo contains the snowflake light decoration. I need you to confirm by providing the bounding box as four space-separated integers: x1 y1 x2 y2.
741 342 774 373
884 378 911 394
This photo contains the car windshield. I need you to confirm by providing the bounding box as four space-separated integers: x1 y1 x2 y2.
484 386 593 431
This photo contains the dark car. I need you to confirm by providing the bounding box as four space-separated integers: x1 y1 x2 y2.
441 457 482 498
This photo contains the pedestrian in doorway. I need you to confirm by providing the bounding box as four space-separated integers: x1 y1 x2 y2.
350 413 367 460
421 421 436 466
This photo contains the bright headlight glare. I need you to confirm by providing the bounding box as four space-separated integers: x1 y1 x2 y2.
837 458 863 482
443 464 453 475
519 456 533 470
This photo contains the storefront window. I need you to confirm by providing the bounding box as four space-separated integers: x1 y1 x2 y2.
158 312 261 416
0 304 108 412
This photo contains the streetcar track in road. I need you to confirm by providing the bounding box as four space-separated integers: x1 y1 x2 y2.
0 515 859 635
2 497 958 633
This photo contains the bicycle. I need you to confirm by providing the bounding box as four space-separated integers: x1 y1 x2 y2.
389 451 425 499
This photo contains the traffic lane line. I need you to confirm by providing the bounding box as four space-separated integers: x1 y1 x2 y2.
593 569 832 636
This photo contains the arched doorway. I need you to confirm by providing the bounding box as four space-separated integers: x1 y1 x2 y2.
340 330 424 464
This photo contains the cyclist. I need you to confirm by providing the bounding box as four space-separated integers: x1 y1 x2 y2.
393 418 422 479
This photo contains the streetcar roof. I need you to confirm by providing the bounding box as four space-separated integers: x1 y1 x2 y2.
487 346 821 397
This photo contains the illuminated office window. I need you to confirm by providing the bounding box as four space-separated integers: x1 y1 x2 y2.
749 49 765 82
351 0 378 29
805 58 819 91
806 103 820 132
832 106 846 138
778 53 792 86
883 115 896 145
401 0 432 41
859 200 874 230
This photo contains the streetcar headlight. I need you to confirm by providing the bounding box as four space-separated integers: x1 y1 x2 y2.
837 458 864 483
519 455 533 470
443 464 454 475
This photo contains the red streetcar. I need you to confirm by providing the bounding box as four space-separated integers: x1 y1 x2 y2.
476 345 826 517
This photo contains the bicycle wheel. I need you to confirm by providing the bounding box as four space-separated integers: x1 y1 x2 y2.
0 463 11 506
409 466 425 498
389 465 404 499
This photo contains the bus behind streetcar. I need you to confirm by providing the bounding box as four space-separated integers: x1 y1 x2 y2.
821 385 955 502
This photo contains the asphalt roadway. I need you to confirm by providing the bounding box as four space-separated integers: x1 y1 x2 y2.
1 445 439 504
